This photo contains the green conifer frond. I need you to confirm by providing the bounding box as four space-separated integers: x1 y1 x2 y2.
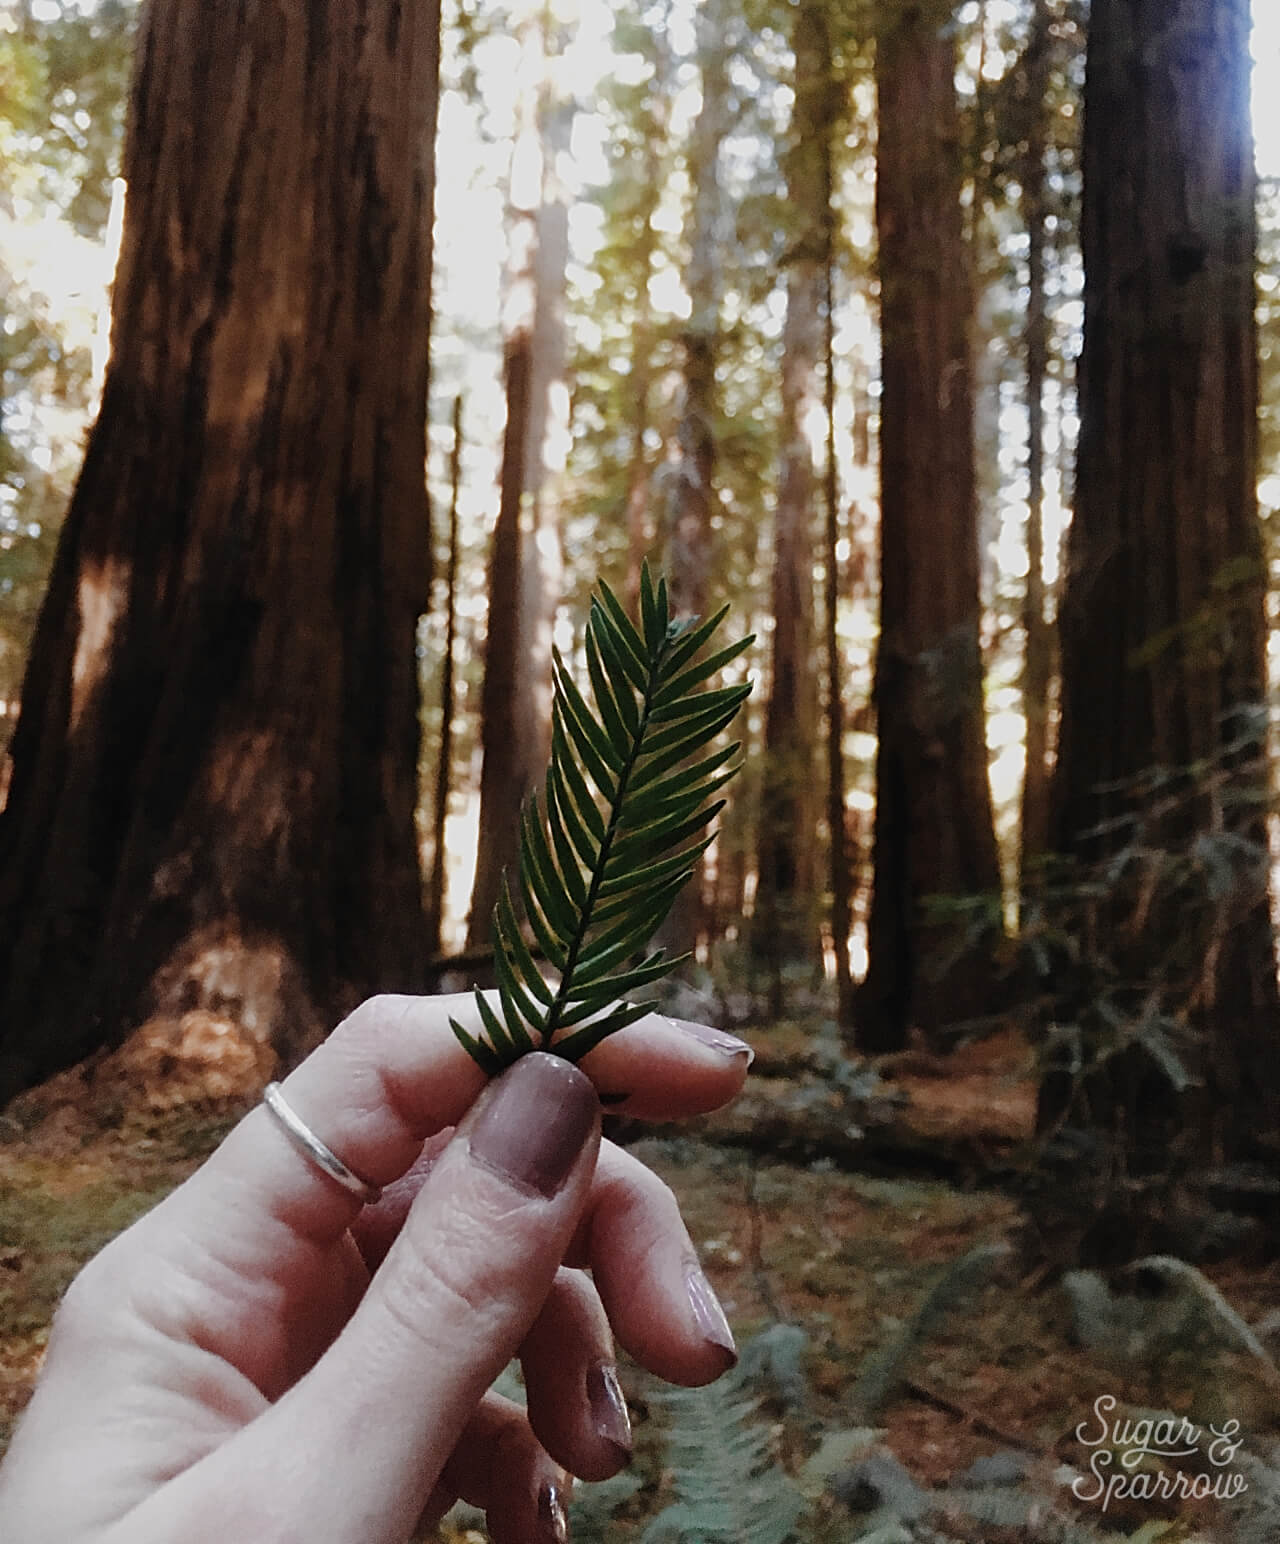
453 562 752 1072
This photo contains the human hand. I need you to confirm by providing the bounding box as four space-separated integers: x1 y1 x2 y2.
0 994 752 1543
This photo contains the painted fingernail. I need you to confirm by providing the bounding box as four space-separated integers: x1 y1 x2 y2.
538 1478 569 1544
685 1260 737 1365
587 1361 633 1462
665 1017 754 1065
467 1052 598 1199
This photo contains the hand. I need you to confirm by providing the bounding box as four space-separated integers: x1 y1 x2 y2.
0 994 752 1543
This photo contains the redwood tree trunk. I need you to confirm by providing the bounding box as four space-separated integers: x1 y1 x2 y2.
825 236 856 1030
467 9 568 947
467 337 532 950
0 0 440 1102
753 0 831 995
427 395 463 960
1018 0 1053 900
516 84 571 788
623 348 654 621
658 0 730 958
856 0 1002 1053
624 127 662 620
1049 0 1279 1162
666 0 726 629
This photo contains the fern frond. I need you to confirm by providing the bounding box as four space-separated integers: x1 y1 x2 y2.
851 1241 1011 1419
453 562 753 1070
642 1373 805 1544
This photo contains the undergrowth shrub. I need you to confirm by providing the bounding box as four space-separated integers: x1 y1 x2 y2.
1009 710 1279 1260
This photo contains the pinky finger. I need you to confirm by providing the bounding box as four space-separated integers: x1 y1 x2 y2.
428 1392 572 1544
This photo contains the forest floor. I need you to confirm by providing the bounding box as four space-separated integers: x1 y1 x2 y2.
1 1014 1278 1543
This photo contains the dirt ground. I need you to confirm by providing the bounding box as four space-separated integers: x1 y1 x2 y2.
2 1022 1277 1542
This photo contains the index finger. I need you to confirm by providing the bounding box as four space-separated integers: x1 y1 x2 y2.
115 993 750 1302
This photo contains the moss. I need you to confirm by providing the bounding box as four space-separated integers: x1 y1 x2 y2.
0 1173 168 1335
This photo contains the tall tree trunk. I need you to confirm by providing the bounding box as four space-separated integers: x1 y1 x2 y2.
1048 0 1279 1167
0 0 441 1102
467 10 570 947
1018 0 1053 901
856 0 1002 1054
517 83 571 787
752 0 834 999
968 0 990 251
624 354 654 621
468 341 532 950
658 0 731 958
427 395 463 960
825 225 856 1031
666 0 726 628
624 122 663 620
968 0 1004 623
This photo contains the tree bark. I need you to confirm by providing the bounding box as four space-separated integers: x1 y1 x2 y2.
753 0 833 998
1018 0 1054 902
666 0 726 630
467 9 569 948
1048 0 1279 1165
825 227 856 1030
0 0 440 1102
657 0 731 958
427 395 463 959
516 83 571 788
624 117 663 621
856 0 1002 1053
468 337 532 950
623 355 654 622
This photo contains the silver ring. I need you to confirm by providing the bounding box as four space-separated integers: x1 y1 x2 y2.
263 1082 382 1205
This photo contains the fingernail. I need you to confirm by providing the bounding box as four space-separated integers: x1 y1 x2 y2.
538 1478 569 1544
467 1052 598 1199
685 1260 737 1366
665 1017 754 1065
587 1361 633 1461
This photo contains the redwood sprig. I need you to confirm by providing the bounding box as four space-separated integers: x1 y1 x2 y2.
452 563 752 1071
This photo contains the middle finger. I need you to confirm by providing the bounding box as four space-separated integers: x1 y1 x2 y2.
354 1134 736 1389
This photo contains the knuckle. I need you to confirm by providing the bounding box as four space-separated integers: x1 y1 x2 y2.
333 993 404 1048
375 1196 514 1351
592 1155 691 1284
599 1154 681 1230
552 1262 600 1316
544 1265 609 1344
49 1245 116 1347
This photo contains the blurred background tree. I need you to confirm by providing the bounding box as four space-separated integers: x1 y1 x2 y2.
855 0 1003 1054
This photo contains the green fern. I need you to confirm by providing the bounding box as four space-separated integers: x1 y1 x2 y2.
641 1373 805 1544
567 1468 644 1543
452 563 752 1072
850 1241 1011 1419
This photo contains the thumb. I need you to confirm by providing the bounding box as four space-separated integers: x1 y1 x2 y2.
206 1052 598 1543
